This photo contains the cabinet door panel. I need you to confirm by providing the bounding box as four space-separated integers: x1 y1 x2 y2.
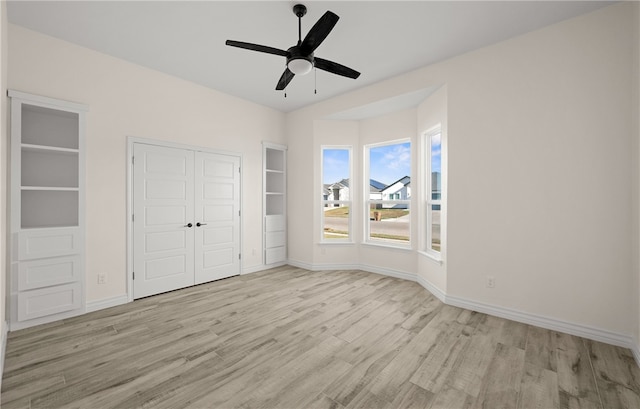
265 247 286 265
265 231 285 249
19 256 80 291
18 282 82 321
18 228 80 260
265 215 285 232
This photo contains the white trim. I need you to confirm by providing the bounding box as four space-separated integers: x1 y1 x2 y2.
444 293 635 349
8 89 89 112
262 141 287 151
363 139 413 248
418 250 443 265
241 264 274 275
321 146 353 243
287 259 416 282
632 340 640 368
285 260 637 357
85 295 129 313
127 136 243 302
0 320 8 390
286 258 315 271
416 274 446 303
424 126 444 257
361 242 413 252
359 264 417 282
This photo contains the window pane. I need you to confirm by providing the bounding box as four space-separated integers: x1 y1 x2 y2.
431 133 441 201
323 204 349 240
323 149 350 201
369 203 410 243
369 142 411 189
430 204 441 251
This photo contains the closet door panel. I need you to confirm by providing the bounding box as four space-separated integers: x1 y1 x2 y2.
194 152 240 284
133 144 195 299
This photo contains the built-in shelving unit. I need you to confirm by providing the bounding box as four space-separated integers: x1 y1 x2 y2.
9 90 88 330
263 142 287 266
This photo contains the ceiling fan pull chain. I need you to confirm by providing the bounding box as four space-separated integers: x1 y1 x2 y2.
314 67 317 95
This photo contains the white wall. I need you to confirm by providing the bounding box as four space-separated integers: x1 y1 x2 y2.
287 3 636 337
8 25 285 304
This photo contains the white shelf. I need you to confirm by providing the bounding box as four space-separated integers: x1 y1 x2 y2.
22 143 79 154
21 186 79 191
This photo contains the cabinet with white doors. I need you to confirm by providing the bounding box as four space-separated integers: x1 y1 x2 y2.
263 142 287 265
131 142 241 299
8 90 88 330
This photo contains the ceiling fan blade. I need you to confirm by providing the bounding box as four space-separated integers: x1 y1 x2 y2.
314 57 360 79
225 40 288 57
276 68 295 90
300 11 339 55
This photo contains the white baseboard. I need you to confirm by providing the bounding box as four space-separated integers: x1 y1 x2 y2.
287 258 327 271
0 320 7 390
286 260 637 357
632 339 640 368
359 264 417 282
86 295 129 313
287 259 418 283
444 293 635 350
416 274 447 303
241 264 269 275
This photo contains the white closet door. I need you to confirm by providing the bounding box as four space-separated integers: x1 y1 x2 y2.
194 152 240 284
133 144 195 299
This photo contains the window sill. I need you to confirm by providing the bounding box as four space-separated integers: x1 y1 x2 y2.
318 241 355 246
362 241 413 252
418 250 443 265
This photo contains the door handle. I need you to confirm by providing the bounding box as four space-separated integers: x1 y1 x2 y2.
185 223 193 228
196 222 207 227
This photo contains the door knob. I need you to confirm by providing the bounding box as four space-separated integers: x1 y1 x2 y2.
196 222 207 227
185 223 193 228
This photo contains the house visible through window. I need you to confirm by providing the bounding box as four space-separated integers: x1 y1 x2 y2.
365 140 411 246
321 147 352 242
425 128 442 256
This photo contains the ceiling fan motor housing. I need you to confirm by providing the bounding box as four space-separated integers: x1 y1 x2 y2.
293 4 307 18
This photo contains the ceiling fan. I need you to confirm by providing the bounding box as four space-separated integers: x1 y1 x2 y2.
225 4 361 92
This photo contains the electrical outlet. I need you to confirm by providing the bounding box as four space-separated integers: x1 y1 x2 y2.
98 274 107 285
486 276 495 288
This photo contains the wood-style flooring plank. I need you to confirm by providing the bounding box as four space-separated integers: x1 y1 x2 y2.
1 266 639 409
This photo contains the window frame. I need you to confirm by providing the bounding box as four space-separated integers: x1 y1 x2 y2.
364 139 412 248
424 126 443 260
320 146 353 243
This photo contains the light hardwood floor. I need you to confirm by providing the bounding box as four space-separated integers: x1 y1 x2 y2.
2 266 640 408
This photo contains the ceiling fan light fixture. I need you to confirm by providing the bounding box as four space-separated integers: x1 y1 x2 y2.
288 58 313 75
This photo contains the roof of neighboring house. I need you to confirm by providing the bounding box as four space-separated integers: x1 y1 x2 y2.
381 176 411 192
325 178 386 192
369 179 386 191
336 178 350 188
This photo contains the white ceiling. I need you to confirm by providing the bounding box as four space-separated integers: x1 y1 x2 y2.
7 1 613 113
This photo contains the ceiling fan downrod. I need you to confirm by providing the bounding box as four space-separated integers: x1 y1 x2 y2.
293 4 307 45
